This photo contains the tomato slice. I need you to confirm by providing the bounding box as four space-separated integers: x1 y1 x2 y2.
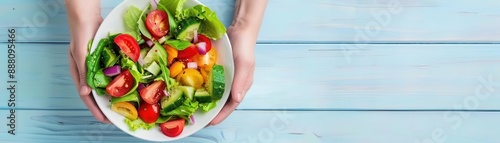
138 101 160 124
177 44 198 59
176 68 204 89
164 45 178 66
106 70 134 97
160 119 185 137
139 81 166 104
169 61 185 78
197 34 212 54
114 34 140 62
146 10 169 37
111 102 138 120
194 47 218 69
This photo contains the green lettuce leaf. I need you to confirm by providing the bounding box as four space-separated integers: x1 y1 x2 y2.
182 5 226 40
124 6 142 40
138 4 153 40
160 99 199 122
155 116 173 124
165 39 191 50
111 90 140 105
158 0 186 20
93 68 111 88
157 2 178 36
124 118 155 131
199 100 218 112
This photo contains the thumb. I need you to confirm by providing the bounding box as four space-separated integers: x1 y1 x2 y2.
72 46 91 96
231 57 255 103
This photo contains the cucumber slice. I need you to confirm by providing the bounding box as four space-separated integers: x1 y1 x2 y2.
176 17 201 42
194 88 211 103
143 42 168 65
160 88 185 112
144 61 161 76
101 47 118 68
206 65 225 100
178 86 195 100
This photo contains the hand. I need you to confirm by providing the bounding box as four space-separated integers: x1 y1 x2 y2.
67 17 111 124
209 26 256 125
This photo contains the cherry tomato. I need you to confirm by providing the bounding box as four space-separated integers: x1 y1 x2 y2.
139 81 166 104
160 119 185 137
164 45 178 66
194 47 218 69
138 101 160 124
176 68 204 89
114 34 140 62
177 44 198 59
146 10 169 37
169 61 185 78
196 34 212 54
106 70 135 97
111 102 138 120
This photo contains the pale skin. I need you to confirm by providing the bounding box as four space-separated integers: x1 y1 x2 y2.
65 0 267 125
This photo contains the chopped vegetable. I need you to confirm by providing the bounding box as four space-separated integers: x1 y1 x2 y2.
103 65 122 77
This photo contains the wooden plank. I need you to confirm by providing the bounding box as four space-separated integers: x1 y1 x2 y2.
2 0 500 43
1 110 500 142
2 43 500 110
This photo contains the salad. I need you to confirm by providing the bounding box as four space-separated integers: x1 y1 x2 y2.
86 0 227 137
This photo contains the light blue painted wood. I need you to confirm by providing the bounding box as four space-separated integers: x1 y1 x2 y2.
1 110 500 143
2 43 500 110
2 0 500 42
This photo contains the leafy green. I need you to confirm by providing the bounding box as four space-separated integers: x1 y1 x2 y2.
124 6 142 40
155 116 173 124
158 0 186 20
86 38 109 89
165 39 191 50
120 53 143 96
199 100 218 112
157 2 178 37
124 118 155 131
93 68 111 88
95 88 108 96
160 99 199 122
138 4 153 39
182 5 226 40
111 90 140 105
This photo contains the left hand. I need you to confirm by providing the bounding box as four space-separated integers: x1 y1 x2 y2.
209 26 256 125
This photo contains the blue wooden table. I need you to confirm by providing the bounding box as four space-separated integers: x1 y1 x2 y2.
2 0 500 142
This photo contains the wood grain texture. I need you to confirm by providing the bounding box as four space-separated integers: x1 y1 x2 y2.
1 110 500 143
2 0 500 42
2 43 500 110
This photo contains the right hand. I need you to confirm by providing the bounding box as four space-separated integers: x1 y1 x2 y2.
67 17 111 124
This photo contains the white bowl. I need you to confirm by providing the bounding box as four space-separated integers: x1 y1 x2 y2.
90 0 234 141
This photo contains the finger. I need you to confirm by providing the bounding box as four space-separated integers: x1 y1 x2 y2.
209 97 240 125
68 51 80 89
70 49 110 123
210 59 255 125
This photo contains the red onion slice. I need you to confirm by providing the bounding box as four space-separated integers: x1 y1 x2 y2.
193 30 198 43
150 0 158 10
159 36 167 44
187 62 198 69
189 115 195 125
138 53 145 66
196 42 207 55
146 39 154 47
137 83 146 91
163 89 170 97
103 65 121 76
